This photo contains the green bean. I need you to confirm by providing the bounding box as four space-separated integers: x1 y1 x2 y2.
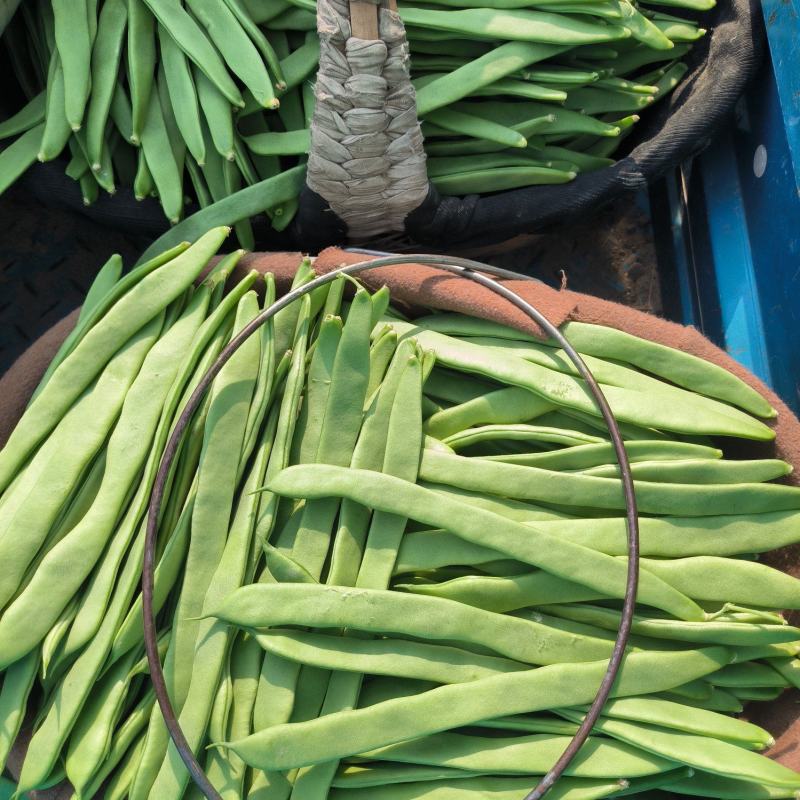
531 510 800 558
0 650 38 772
427 107 528 148
534 144 614 171
729 685 784 702
159 22 205 165
65 646 141 796
445 423 603 450
435 165 577 194
269 464 704 619
257 627 526 684
362 730 674 778
143 292 262 800
558 710 800 789
660 689 743 714
325 340 419 588
0 314 161 614
419 449 800 515
209 635 280 799
52 0 91 129
188 0 276 108
142 0 243 106
141 85 185 221
334 776 625 800
292 315 342 464
652 12 706 41
588 696 773 749
134 147 155 199
244 128 311 156
85 0 127 167
0 122 45 194
212 583 620 665
669 772 799 798
40 595 80 680
110 81 135 143
78 253 124 324
397 568 602 611
367 330 399 399
0 91 45 140
464 100 622 138
136 165 305 263
126 0 156 144
481 715 582 736
640 556 800 609
581 458 790 483
15 492 151 794
0 285 210 667
216 646 729 771
402 6 629 44
224 0 287 88
0 227 228 490
425 385 554 438
557 321 774 417
332 764 485 789
709 662 788 689
104 734 147 800
425 368 497 403
278 33 320 91
541 604 800 647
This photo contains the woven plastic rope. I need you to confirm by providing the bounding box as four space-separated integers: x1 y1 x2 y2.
307 0 429 240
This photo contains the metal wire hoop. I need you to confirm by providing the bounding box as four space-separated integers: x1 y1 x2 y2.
143 254 640 800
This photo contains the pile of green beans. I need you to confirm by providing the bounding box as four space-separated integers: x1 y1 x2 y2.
0 0 710 232
3 233 800 800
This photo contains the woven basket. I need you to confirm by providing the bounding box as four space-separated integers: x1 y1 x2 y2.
17 0 763 251
3 251 800 797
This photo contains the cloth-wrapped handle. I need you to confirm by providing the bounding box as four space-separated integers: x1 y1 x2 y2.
306 0 429 240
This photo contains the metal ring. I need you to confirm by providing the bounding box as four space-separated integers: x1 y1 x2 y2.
143 253 640 800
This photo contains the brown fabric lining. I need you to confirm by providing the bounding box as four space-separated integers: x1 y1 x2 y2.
2 249 800 780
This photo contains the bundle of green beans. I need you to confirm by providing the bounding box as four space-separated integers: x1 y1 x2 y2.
3 231 800 800
0 0 710 233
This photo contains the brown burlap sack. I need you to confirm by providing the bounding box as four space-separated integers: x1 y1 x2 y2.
2 249 800 795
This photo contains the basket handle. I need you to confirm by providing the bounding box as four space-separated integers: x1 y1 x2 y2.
305 0 430 241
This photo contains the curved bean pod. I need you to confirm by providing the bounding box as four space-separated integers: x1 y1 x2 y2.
363 731 674 778
216 646 729 771
210 582 615 665
255 628 526 684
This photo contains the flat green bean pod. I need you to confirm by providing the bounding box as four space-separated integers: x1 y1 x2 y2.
332 764 485 789
558 711 800 789
255 628 526 683
329 776 625 799
211 582 615 665
216 646 730 771
361 731 674 778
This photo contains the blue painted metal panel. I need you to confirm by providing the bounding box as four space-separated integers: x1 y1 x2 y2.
760 0 800 194
664 32 800 412
697 132 771 386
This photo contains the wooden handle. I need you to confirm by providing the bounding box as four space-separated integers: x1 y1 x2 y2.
349 0 379 39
